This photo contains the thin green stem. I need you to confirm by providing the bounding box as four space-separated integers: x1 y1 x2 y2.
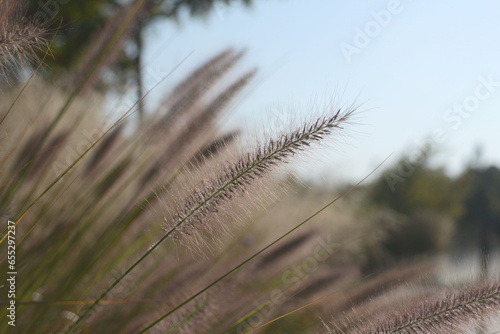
62 52 193 332
66 111 354 332
139 156 390 332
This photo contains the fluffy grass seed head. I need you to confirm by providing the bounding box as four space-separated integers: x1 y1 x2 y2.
161 107 356 251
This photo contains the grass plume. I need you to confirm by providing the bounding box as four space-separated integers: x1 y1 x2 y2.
359 282 500 333
0 2 47 79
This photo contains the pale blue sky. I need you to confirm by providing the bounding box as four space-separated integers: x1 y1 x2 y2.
142 0 500 183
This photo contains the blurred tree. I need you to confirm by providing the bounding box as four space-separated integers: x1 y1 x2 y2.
27 0 253 72
368 145 500 267
369 148 455 216
456 166 500 276
366 147 459 261
24 0 254 121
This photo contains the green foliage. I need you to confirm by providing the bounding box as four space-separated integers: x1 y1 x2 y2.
369 149 453 215
366 146 500 258
26 0 111 70
455 166 500 248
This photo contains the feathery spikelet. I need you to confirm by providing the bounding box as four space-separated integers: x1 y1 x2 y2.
0 2 47 78
258 230 316 270
293 265 359 302
93 156 133 197
12 124 50 172
85 123 124 175
28 130 69 179
331 288 437 334
141 70 256 186
166 108 355 241
329 262 433 316
149 49 245 136
361 282 500 333
67 2 143 94
168 48 234 101
187 131 240 166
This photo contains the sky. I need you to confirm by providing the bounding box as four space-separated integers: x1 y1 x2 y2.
141 0 500 184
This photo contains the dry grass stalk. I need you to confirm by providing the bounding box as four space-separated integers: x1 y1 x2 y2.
66 1 144 94
149 48 244 136
292 265 359 303
167 109 355 242
141 69 256 186
11 124 50 172
258 230 316 270
361 282 500 333
0 2 47 78
85 123 125 175
329 286 437 334
28 129 69 179
187 130 240 167
328 261 434 316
